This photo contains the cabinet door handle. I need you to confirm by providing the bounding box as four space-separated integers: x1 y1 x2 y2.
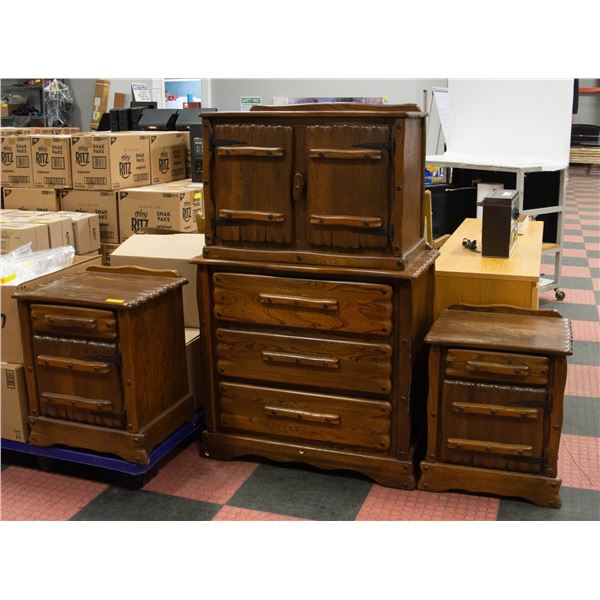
261 351 339 369
451 402 539 419
44 315 98 330
309 214 382 229
264 405 341 425
309 148 382 160
218 209 285 223
447 437 534 457
293 172 304 201
37 355 111 375
465 360 529 377
216 146 284 158
41 392 113 413
258 293 339 312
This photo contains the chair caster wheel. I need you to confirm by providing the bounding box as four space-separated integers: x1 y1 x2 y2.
555 289 565 301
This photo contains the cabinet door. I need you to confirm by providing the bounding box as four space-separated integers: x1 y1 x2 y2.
440 380 547 474
33 335 124 429
306 124 391 250
212 124 294 244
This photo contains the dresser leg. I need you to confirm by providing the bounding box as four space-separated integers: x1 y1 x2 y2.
201 431 417 489
418 461 562 508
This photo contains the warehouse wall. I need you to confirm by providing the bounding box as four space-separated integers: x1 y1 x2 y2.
207 78 448 154
66 78 155 130
573 78 600 126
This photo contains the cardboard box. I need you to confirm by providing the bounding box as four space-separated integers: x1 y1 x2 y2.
185 328 202 411
1 135 33 187
31 135 72 189
1 362 29 442
118 184 202 241
149 131 188 184
71 132 151 191
111 233 204 327
35 127 80 135
1 254 102 363
0 222 50 253
90 79 110 130
0 212 75 248
59 189 119 243
100 242 120 265
56 211 101 254
2 187 61 211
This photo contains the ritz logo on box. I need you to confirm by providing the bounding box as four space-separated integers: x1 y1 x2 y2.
36 149 49 167
1 150 13 166
131 209 149 233
159 152 170 174
119 154 132 178
181 201 192 222
75 150 90 166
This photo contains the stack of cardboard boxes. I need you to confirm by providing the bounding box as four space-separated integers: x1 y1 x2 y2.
1 127 204 265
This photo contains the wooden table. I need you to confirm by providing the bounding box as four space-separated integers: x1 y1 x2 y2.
434 218 544 318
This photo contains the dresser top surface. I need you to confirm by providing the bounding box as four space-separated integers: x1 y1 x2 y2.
13 271 187 310
426 307 572 356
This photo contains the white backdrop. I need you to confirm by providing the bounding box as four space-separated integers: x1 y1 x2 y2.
428 79 574 170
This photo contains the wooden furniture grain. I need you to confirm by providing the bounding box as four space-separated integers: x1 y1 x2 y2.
194 104 436 488
418 304 572 507
14 266 194 464
434 218 544 318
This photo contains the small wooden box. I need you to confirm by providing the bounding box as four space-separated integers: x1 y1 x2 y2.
15 266 194 464
418 304 572 507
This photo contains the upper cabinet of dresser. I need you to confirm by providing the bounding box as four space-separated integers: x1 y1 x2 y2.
201 104 426 267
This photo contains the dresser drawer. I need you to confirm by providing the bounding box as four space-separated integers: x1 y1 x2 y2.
440 380 546 473
218 382 391 450
216 329 392 395
32 335 124 428
445 349 549 386
213 273 393 336
30 304 117 340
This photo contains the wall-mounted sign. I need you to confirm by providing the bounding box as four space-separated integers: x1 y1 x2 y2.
132 82 152 102
240 96 261 111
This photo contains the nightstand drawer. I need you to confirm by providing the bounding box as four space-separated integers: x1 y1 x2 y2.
446 349 549 386
440 380 546 473
32 335 124 428
213 272 393 336
218 382 391 450
216 329 392 395
31 304 117 340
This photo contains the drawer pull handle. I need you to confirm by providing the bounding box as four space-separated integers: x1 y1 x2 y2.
258 293 339 312
264 405 341 426
451 402 539 420
261 351 339 369
44 315 98 330
218 209 285 223
36 355 111 375
309 214 382 229
216 146 284 158
447 438 534 457
41 392 113 413
465 360 529 377
309 148 382 160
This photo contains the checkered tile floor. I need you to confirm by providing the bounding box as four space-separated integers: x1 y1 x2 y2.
2 167 599 521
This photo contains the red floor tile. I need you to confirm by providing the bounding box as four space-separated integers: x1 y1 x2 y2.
565 364 600 398
587 243 600 252
0 467 107 521
563 235 585 244
588 257 600 269
213 506 305 521
558 434 600 491
581 219 600 226
582 230 600 237
143 443 258 504
540 288 597 305
570 320 600 342
593 278 600 292
561 248 588 258
355 486 499 521
560 265 592 278
563 223 580 231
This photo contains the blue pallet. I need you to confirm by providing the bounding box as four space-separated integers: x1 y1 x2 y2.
1 411 204 476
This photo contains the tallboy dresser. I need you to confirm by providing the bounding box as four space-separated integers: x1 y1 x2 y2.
193 103 437 488
15 266 194 464
418 304 572 506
